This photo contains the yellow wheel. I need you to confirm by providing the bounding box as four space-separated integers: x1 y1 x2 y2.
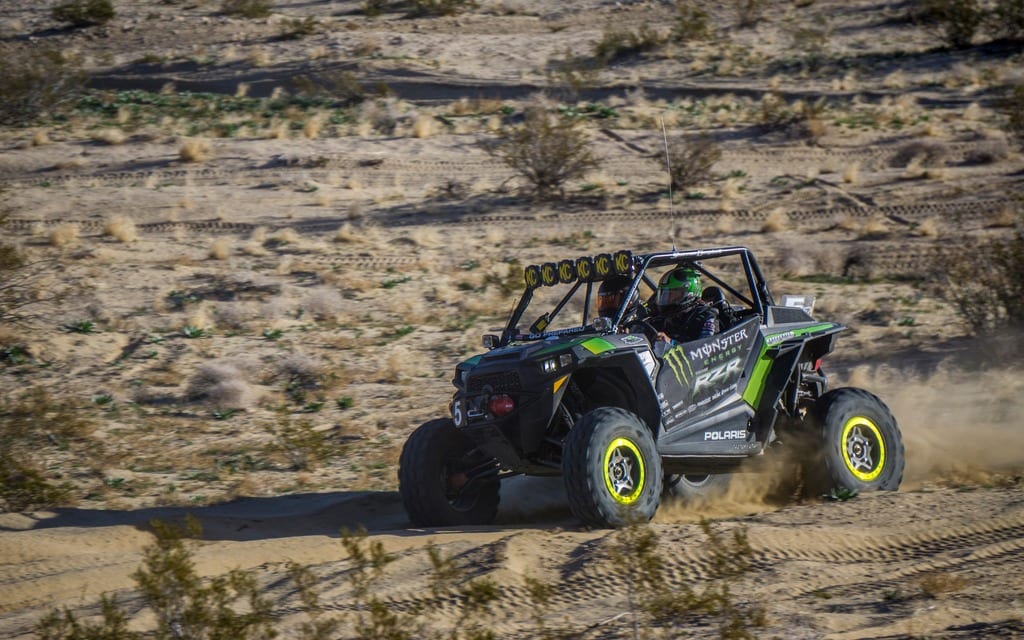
563 407 662 528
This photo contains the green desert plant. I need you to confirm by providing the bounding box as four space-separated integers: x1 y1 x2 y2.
915 0 985 48
672 1 713 42
51 0 115 27
36 595 140 640
0 387 95 512
269 414 333 471
0 47 87 125
609 515 766 640
483 106 602 200
592 23 667 64
991 0 1024 40
221 0 273 18
135 517 276 640
341 527 422 640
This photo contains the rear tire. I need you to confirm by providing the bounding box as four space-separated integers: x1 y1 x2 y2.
810 388 905 495
562 407 662 528
664 473 732 504
398 418 500 527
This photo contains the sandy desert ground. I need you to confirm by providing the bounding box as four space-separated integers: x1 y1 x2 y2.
1 0 1023 638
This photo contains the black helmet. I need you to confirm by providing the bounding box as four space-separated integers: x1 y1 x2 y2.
597 275 635 318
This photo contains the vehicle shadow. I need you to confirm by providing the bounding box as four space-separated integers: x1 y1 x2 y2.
4 477 576 541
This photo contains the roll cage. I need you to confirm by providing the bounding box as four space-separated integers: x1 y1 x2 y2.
497 247 774 348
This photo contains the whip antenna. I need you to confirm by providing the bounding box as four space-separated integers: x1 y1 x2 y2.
660 116 676 252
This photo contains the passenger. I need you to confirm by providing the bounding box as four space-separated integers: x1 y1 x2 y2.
650 267 719 347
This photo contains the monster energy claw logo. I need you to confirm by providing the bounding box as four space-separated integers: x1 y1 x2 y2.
662 346 693 386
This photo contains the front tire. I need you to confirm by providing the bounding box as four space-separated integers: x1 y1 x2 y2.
398 418 500 527
562 407 662 528
811 388 905 494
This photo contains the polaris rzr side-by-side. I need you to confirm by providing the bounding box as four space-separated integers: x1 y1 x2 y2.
398 247 904 528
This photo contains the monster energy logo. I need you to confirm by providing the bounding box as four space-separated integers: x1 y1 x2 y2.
662 345 693 386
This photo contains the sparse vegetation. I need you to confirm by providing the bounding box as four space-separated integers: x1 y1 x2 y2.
51 0 115 27
592 23 667 64
672 1 713 42
997 84 1024 147
941 228 1024 335
916 0 985 48
0 47 86 125
0 387 95 512
221 0 273 18
483 106 601 200
665 134 722 191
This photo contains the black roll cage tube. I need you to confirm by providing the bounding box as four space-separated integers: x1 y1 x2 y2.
501 247 773 347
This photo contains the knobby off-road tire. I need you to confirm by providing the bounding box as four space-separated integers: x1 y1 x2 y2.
562 407 662 528
664 472 732 504
398 418 500 527
811 387 905 495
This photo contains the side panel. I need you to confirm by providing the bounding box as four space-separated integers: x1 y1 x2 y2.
655 318 761 456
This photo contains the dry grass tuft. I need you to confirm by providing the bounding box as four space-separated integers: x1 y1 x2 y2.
301 288 345 322
761 208 789 233
209 238 232 260
412 114 436 138
842 161 859 184
179 137 212 163
917 218 940 238
48 223 80 247
92 128 126 145
859 216 890 239
104 216 138 242
334 223 361 243
185 361 259 409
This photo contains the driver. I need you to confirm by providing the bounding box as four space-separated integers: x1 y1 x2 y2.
597 275 648 325
651 266 718 346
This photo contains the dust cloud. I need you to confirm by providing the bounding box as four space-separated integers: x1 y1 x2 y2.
842 363 1024 489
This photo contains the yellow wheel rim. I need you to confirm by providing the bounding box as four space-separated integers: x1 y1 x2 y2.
841 416 886 482
603 437 645 504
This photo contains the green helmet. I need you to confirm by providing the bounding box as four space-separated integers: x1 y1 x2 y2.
656 267 701 312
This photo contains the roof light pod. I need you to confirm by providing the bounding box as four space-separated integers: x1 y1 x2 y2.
540 262 559 287
524 265 541 290
575 256 595 281
594 253 613 278
558 259 576 284
613 250 633 275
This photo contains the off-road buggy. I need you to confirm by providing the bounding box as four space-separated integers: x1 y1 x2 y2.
399 247 904 528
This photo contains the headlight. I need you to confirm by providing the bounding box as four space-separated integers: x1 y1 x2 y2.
542 358 558 374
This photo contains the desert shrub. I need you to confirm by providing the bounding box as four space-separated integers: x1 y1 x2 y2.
889 140 950 168
407 0 478 16
610 516 766 639
0 387 95 512
665 135 722 190
36 595 139 640
593 23 667 64
292 70 367 106
0 239 71 327
221 0 273 18
545 48 602 101
279 16 318 40
51 0 115 27
788 15 833 70
915 0 985 48
136 517 275 640
672 1 713 42
186 361 257 409
940 228 1024 335
997 84 1024 147
483 106 601 200
991 0 1024 39
0 47 86 125
733 0 767 28
268 413 334 471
